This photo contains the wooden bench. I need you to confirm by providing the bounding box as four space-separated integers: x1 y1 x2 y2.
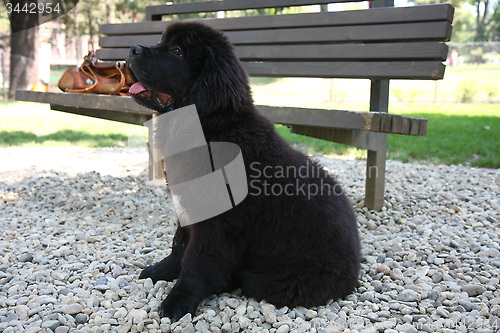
16 0 454 210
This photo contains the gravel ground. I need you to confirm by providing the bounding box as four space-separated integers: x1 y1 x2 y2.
1 147 499 333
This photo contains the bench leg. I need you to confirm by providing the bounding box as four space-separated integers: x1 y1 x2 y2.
148 149 164 180
365 0 394 210
148 113 165 180
365 137 387 210
365 79 389 210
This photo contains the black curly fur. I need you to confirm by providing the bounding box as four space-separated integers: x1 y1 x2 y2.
127 22 360 322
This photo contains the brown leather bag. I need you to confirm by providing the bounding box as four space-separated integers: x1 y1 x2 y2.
58 52 133 95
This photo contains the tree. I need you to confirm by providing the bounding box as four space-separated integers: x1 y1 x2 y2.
4 0 39 99
473 0 499 40
493 4 500 39
2 0 79 99
452 4 476 42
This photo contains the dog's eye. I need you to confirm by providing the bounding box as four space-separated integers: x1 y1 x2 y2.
171 47 182 57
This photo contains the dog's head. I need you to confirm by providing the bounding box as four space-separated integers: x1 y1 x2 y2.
126 22 252 116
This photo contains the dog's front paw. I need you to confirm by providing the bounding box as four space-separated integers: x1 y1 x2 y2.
139 265 161 283
158 296 197 322
139 264 179 283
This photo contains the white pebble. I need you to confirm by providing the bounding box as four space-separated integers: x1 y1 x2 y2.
305 309 317 319
226 298 239 309
61 303 84 315
276 324 290 333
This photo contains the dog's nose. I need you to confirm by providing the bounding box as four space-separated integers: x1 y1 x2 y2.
130 45 143 56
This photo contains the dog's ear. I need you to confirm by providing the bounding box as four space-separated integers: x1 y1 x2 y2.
189 44 250 115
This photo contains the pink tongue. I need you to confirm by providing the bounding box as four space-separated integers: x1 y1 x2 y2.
129 82 147 94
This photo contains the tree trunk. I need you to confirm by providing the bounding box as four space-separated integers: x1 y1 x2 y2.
476 1 482 40
106 0 115 24
8 4 39 99
75 4 81 60
87 6 95 52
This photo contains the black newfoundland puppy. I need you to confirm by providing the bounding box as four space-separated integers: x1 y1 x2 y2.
126 22 360 321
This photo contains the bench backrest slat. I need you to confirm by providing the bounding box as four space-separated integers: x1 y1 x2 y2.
145 0 366 20
98 41 448 61
243 61 445 80
235 42 449 61
225 22 452 44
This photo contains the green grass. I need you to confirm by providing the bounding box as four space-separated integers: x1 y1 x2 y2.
388 104 500 168
0 101 147 148
1 89 499 168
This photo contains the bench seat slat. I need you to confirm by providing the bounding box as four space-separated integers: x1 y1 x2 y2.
100 4 454 35
15 90 153 114
14 90 427 136
243 61 445 80
100 21 451 48
258 106 427 136
258 105 378 132
50 105 152 125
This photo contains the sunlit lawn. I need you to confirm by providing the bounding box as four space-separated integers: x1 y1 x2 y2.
0 101 147 148
1 100 498 168
1 64 499 168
